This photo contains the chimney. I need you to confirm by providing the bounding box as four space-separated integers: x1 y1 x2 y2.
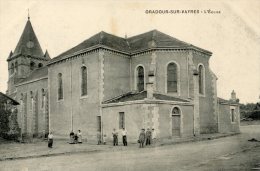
193 68 200 136
231 90 236 102
147 70 155 99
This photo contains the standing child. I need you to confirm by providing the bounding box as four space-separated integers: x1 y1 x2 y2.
97 131 102 145
152 128 157 144
48 132 54 148
103 134 107 145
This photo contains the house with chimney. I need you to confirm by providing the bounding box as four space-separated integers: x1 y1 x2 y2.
7 17 240 141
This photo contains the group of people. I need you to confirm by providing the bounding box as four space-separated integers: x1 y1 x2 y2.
69 130 83 144
138 128 156 148
110 128 128 146
47 128 156 148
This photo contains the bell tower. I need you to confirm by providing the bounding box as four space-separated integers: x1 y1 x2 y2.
6 16 51 97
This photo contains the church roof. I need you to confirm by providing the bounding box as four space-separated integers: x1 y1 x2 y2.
16 66 48 85
127 29 190 52
49 30 212 65
103 91 190 104
8 19 45 61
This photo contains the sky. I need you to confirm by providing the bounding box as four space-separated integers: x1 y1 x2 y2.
0 0 259 103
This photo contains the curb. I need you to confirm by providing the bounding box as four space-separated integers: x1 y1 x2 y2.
0 149 100 162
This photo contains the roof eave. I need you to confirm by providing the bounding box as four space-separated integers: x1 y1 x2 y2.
48 45 131 66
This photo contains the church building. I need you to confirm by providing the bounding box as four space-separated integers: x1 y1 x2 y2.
6 17 240 142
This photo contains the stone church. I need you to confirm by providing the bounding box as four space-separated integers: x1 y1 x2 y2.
6 17 240 142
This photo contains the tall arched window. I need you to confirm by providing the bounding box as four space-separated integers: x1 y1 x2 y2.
41 89 45 108
11 63 14 74
81 66 87 96
167 63 178 93
15 61 18 73
136 66 144 92
58 73 63 100
198 65 205 94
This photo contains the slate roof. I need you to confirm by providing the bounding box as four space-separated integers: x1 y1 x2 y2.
127 29 190 52
49 29 212 65
103 91 190 104
8 19 47 61
0 92 19 105
16 66 48 85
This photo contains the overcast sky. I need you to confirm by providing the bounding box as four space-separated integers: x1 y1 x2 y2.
0 0 259 103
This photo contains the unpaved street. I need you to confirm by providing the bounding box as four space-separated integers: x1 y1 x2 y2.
0 125 259 171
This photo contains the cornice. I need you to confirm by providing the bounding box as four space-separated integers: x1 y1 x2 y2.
48 46 212 66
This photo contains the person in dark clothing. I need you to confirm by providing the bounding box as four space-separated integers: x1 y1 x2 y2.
97 131 102 145
139 129 145 148
74 132 78 144
122 128 127 146
112 128 118 146
145 128 152 145
69 131 75 144
48 132 54 148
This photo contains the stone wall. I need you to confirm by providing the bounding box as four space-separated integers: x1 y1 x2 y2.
102 102 194 143
16 78 48 137
48 51 100 140
218 104 240 133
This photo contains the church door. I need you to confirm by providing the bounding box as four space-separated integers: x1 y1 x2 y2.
172 107 181 136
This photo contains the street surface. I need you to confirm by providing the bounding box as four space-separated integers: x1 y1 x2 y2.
0 125 259 171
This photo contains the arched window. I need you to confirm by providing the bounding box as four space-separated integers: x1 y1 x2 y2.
136 66 144 92
30 61 35 71
58 73 63 100
20 93 23 101
167 63 178 93
11 63 14 74
41 89 45 108
81 66 87 96
198 65 205 94
38 63 43 68
15 61 18 73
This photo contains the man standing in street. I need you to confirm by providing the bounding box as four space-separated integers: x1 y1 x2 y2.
145 128 152 145
139 129 145 148
112 128 118 146
122 128 127 146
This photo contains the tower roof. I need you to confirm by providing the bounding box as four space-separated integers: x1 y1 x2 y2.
8 18 45 61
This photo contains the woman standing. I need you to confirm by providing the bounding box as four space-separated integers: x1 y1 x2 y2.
48 132 54 148
69 131 75 144
77 130 82 144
